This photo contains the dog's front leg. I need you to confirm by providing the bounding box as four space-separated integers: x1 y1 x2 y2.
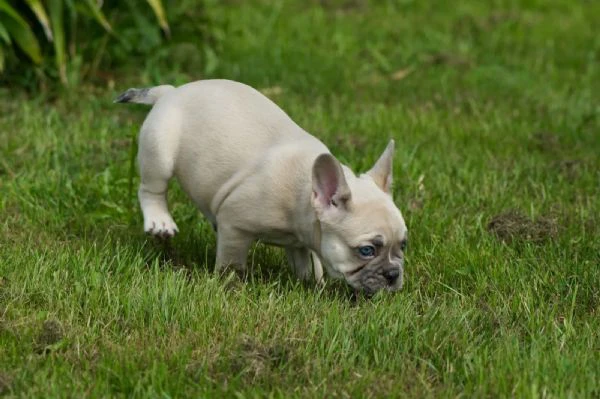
310 251 324 285
215 224 253 275
286 248 324 284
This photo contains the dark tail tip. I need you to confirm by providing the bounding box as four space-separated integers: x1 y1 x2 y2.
114 88 137 103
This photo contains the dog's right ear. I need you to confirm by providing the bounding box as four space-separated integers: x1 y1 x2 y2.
312 154 351 215
367 139 394 194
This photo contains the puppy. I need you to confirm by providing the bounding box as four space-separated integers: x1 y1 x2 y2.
116 80 408 294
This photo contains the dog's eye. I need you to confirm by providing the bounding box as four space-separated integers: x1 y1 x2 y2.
358 246 376 258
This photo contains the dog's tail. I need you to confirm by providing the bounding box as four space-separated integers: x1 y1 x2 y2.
114 85 175 105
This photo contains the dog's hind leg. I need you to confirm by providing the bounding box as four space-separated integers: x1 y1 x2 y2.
137 117 179 238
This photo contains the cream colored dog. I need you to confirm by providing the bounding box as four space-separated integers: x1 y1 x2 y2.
116 79 407 294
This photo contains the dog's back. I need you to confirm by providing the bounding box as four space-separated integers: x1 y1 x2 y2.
120 79 326 222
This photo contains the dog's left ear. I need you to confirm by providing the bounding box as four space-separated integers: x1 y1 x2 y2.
367 139 395 194
312 153 352 215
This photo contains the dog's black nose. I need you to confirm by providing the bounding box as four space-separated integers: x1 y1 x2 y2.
384 269 400 284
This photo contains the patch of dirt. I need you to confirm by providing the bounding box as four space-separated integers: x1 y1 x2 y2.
0 372 12 395
34 320 64 354
230 335 291 379
487 210 558 244
210 335 295 384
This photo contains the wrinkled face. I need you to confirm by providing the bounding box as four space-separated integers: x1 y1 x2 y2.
310 141 407 295
317 175 407 294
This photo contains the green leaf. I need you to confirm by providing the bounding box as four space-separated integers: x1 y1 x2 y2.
0 20 10 43
0 46 5 72
0 2 42 64
83 0 112 32
145 0 170 37
0 0 24 22
24 0 54 41
48 0 67 84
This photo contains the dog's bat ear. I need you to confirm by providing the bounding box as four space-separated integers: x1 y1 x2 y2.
312 153 351 212
367 140 395 194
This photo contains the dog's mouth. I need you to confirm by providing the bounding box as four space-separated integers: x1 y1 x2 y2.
330 261 402 296
346 263 367 277
347 270 403 296
345 266 383 296
352 282 401 300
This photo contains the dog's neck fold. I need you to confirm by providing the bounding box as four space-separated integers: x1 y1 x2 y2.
312 218 322 253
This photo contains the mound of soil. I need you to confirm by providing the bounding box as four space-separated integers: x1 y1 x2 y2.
34 320 64 354
487 210 558 244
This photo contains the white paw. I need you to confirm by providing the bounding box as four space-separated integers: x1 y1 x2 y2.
144 214 179 239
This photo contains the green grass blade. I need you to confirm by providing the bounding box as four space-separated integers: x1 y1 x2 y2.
0 1 42 64
0 45 5 72
0 0 24 21
145 0 170 37
24 0 54 41
47 0 67 84
83 0 112 32
0 20 10 43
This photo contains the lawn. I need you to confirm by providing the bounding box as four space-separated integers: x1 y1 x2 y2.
1 0 599 397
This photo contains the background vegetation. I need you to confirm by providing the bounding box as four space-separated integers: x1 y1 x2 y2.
1 0 599 397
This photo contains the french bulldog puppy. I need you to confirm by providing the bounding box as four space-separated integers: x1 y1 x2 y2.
115 80 407 295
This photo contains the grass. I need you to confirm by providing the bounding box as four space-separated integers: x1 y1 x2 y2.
1 0 599 397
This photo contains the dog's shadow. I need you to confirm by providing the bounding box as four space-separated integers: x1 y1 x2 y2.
144 225 357 303
75 213 357 303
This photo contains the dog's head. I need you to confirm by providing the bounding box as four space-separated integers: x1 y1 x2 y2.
311 140 407 295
